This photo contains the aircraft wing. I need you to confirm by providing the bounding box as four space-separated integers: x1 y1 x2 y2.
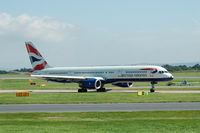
31 74 104 83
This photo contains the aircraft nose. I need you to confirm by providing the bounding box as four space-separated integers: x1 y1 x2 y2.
166 73 174 80
168 74 174 80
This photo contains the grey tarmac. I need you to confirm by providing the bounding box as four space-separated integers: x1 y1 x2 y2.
1 86 200 92
0 103 200 113
1 89 200 93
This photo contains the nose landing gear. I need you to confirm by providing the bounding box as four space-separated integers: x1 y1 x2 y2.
150 81 157 93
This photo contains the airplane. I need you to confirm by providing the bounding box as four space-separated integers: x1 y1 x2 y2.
25 41 174 93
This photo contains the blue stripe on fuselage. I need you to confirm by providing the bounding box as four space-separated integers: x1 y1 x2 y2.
104 77 173 83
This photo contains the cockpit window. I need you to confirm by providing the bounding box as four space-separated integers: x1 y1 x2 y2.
159 71 169 74
159 71 164 74
150 69 170 74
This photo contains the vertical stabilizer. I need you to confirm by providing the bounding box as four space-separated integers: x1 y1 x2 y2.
25 41 50 71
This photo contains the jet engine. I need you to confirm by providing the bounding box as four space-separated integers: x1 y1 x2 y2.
80 79 102 89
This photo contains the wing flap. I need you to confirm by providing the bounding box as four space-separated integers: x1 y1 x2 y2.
31 74 104 83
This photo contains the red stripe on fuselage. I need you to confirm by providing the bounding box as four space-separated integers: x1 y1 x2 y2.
26 44 42 57
140 68 157 70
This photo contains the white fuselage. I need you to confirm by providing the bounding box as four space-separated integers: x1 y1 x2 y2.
32 65 173 83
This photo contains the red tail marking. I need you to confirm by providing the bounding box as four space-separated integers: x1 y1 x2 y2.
26 44 42 57
33 61 47 70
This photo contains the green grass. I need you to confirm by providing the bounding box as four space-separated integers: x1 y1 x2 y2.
1 78 200 91
0 72 200 90
1 93 200 104
0 73 28 77
0 111 200 133
172 71 200 76
0 79 79 90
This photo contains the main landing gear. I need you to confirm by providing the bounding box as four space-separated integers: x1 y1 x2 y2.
78 88 106 93
150 81 157 93
97 88 106 92
78 88 87 92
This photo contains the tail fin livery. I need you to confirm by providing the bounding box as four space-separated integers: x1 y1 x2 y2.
25 41 50 71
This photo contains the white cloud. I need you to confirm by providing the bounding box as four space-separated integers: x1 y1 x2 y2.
0 13 77 42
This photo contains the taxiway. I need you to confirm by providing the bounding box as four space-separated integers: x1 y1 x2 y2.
0 102 200 113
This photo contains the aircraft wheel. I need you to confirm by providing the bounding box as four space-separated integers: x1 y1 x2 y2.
78 89 87 93
97 88 106 92
150 89 155 93
101 88 106 92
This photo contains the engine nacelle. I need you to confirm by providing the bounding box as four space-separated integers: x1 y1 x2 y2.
112 82 133 88
80 79 102 89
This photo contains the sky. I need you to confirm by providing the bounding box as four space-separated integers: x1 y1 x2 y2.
0 0 200 70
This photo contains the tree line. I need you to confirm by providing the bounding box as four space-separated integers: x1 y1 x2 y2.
0 68 32 74
162 64 200 72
